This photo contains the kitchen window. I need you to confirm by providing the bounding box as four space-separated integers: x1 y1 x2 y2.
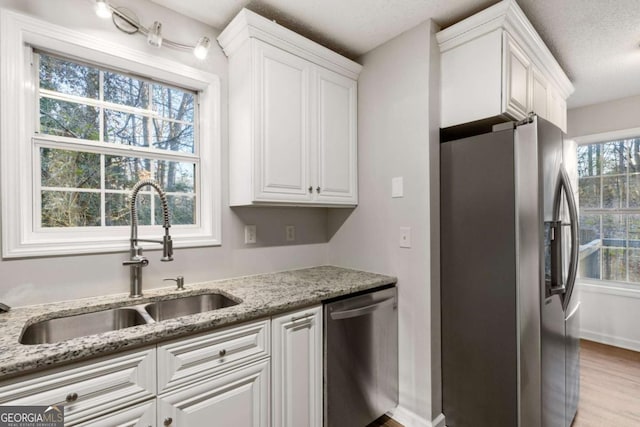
37 52 198 228
0 10 221 257
578 136 640 284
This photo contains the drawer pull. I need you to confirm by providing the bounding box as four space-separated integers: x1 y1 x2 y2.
291 313 314 322
164 417 173 426
66 392 78 403
219 349 227 357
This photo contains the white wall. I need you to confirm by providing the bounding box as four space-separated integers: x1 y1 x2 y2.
569 95 640 352
0 0 329 307
327 20 442 427
567 94 640 138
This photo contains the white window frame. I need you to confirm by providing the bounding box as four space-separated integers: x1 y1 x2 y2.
0 9 221 258
575 126 640 288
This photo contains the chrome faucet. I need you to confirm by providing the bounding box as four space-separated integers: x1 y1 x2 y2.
123 179 173 297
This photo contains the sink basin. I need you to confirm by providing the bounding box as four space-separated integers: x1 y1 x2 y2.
145 293 238 321
20 307 147 345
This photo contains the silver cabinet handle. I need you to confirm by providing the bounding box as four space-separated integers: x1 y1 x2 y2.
308 186 313 193
330 297 395 320
316 186 321 193
219 349 227 357
291 313 314 322
164 418 173 426
66 393 78 403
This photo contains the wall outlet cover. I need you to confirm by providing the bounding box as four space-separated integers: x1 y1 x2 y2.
392 177 404 198
399 226 411 248
244 225 257 244
285 225 296 242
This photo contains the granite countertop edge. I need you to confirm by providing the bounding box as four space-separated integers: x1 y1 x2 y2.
0 265 396 380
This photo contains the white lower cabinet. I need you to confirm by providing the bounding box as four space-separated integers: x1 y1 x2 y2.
157 359 270 427
0 309 325 427
272 305 323 427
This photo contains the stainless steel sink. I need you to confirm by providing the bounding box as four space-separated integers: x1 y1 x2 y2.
145 293 239 321
19 292 240 345
20 307 148 345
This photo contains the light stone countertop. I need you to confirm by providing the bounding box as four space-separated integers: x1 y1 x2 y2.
0 265 396 380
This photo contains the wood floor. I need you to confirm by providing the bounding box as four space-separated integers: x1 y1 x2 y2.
367 415 403 427
572 339 640 426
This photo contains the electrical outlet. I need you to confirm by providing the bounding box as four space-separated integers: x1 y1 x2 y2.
399 227 411 248
244 225 256 244
286 225 296 242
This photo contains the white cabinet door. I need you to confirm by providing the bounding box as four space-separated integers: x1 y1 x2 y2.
531 67 549 120
272 306 322 427
503 33 530 120
254 40 313 203
157 359 270 427
314 67 358 205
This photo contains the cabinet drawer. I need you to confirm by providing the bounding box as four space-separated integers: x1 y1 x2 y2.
157 319 270 393
74 399 156 427
0 347 156 426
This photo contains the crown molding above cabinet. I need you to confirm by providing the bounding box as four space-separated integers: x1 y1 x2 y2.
219 9 361 207
437 0 574 132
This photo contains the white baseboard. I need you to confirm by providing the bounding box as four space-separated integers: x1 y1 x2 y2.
581 328 640 352
387 406 446 427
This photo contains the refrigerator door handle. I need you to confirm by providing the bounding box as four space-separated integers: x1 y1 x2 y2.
561 166 580 307
549 166 579 299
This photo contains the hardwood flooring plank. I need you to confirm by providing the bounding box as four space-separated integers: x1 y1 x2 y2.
572 339 640 427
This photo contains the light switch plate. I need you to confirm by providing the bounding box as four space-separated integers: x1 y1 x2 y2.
244 225 256 244
392 177 403 198
399 226 411 248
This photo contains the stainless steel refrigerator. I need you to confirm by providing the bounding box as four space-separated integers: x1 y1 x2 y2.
441 116 580 427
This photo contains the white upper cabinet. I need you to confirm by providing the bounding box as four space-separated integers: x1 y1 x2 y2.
218 8 361 207
438 0 574 132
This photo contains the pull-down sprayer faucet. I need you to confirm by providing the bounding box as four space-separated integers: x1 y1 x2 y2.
123 179 173 297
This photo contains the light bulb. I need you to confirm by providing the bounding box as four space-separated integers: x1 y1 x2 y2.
95 0 112 19
147 21 163 48
193 36 211 60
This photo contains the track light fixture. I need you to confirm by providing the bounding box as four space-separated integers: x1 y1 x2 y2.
94 0 210 59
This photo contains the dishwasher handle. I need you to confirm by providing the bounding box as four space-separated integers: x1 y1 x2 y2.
329 296 395 320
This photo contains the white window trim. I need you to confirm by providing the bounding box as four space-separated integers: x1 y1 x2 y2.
0 9 221 258
575 127 640 288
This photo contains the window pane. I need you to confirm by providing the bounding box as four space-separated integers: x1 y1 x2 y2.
104 72 149 108
629 249 640 282
629 138 640 173
579 213 600 245
41 191 100 227
41 148 100 189
105 193 151 226
579 248 600 280
628 215 640 247
104 110 149 147
629 173 640 207
601 248 626 281
40 98 99 140
155 161 195 193
602 175 626 208
39 54 99 99
153 85 194 122
105 155 152 190
601 141 628 175
602 214 626 244
578 177 600 208
577 144 600 177
152 119 194 153
154 194 195 225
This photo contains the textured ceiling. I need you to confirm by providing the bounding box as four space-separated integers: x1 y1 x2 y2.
150 0 640 109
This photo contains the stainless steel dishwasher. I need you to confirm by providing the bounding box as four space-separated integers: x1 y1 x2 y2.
324 286 398 426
